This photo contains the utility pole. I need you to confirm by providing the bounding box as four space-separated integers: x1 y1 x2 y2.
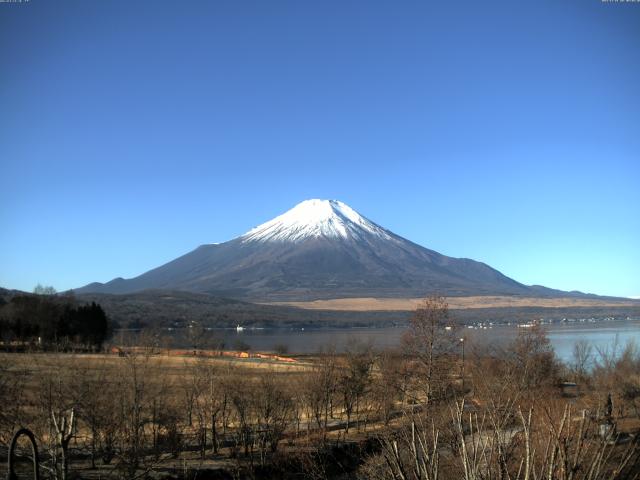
460 337 465 393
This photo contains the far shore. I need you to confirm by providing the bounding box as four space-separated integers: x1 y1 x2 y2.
263 295 640 312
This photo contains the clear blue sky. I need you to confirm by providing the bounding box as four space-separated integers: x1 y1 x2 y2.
1 0 639 298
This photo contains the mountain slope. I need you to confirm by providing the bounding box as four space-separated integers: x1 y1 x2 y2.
77 199 553 300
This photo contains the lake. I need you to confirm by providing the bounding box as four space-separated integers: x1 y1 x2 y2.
210 318 640 364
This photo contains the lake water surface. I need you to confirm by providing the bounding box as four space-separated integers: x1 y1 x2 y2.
214 319 640 364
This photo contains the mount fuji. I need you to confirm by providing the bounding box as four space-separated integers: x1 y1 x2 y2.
77 199 561 300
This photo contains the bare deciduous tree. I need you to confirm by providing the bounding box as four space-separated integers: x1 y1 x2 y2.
338 341 373 433
304 349 338 441
403 295 457 406
51 408 75 480
509 324 558 392
571 339 593 381
254 371 293 465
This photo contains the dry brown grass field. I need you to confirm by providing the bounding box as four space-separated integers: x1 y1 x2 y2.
1 303 639 480
266 295 640 311
2 343 639 480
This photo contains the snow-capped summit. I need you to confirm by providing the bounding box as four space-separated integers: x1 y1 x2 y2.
241 199 392 243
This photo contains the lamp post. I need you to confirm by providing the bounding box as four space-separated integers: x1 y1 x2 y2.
460 337 465 393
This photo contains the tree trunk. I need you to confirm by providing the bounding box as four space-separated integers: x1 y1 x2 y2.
211 415 218 455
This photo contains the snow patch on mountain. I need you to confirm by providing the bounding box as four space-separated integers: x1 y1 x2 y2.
240 199 393 243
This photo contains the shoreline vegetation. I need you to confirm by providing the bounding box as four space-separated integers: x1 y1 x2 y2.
1 296 639 479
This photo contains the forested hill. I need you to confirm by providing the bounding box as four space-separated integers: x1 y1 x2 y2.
75 290 406 329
